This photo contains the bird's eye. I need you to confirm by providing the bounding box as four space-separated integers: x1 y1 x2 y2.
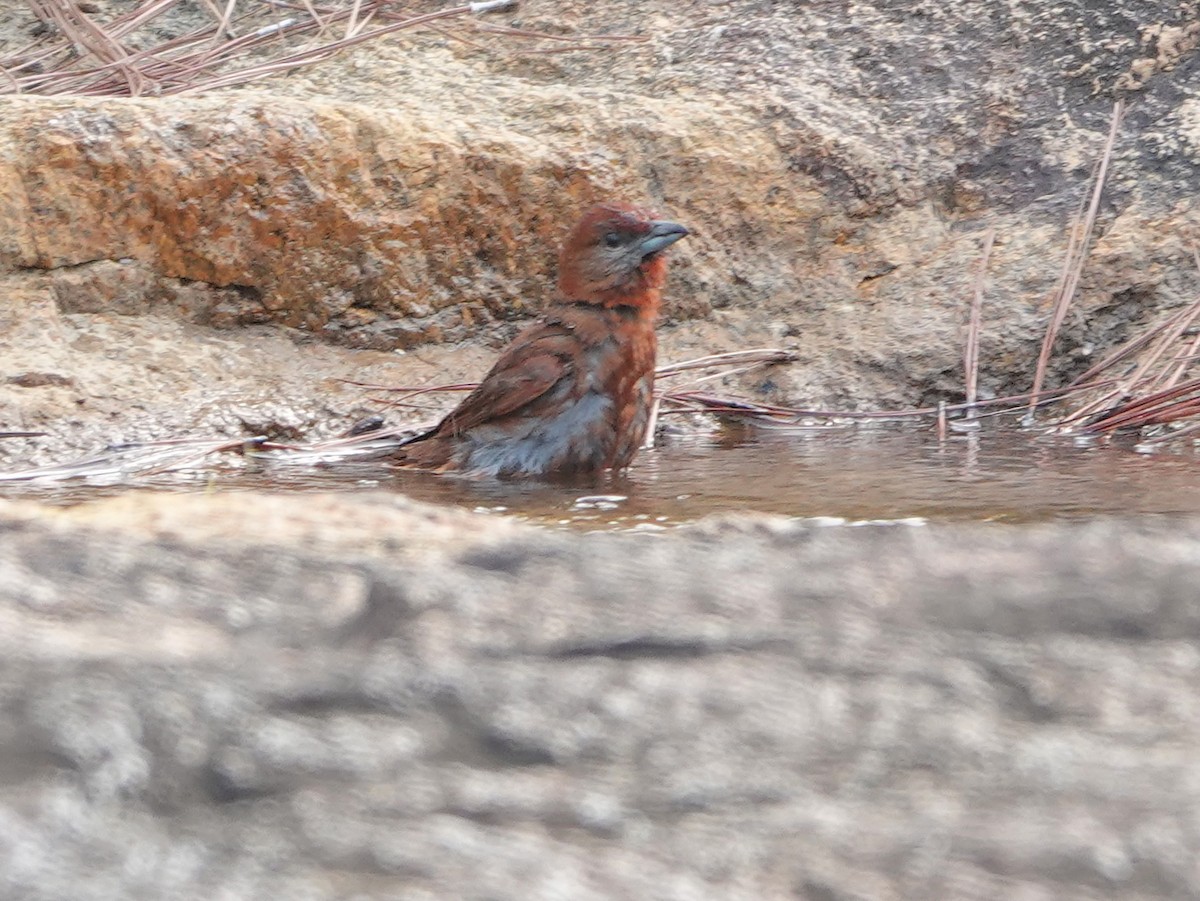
603 231 622 248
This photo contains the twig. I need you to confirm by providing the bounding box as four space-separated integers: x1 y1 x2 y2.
1135 418 1200 447
1066 302 1195 389
657 384 1089 424
1028 100 1125 418
964 227 995 419
25 0 149 95
1079 378 1200 433
1159 247 1200 393
197 0 238 40
474 22 649 44
170 6 509 94
642 396 661 450
337 378 477 394
655 348 797 376
2 0 601 97
469 0 517 12
0 435 264 482
1067 278 1200 438
344 0 364 38
294 0 330 40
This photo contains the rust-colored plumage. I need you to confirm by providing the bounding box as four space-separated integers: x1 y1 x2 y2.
392 202 688 479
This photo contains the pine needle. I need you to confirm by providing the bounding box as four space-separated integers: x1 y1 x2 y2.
2 0 620 97
1028 100 1125 419
964 227 995 419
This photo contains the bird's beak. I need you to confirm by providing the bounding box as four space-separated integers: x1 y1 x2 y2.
637 220 689 257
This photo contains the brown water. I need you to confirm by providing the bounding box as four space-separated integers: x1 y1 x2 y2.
6 426 1199 529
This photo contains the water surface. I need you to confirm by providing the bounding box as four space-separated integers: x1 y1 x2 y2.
5 426 1198 529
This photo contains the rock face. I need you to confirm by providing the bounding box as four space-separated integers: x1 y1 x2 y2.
4 6 1200 898
2 0 1200 457
2 492 1200 899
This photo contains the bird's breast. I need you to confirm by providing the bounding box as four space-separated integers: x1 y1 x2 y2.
457 306 657 478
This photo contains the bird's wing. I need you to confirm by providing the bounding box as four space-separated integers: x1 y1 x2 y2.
432 331 574 437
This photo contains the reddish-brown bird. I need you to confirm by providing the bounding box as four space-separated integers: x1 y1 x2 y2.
392 201 689 479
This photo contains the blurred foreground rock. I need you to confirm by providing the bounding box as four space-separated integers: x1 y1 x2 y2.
2 492 1199 899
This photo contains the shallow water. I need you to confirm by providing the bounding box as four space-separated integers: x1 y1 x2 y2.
5 425 1200 529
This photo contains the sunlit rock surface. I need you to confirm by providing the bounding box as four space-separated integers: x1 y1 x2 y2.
2 0 1199 458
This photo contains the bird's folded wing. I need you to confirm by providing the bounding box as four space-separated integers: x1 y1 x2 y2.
435 340 572 436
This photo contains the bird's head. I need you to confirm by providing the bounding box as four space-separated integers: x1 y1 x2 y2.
556 202 688 310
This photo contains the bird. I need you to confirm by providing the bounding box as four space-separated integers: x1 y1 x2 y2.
390 201 689 479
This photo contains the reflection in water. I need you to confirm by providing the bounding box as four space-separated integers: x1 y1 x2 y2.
4 426 1200 529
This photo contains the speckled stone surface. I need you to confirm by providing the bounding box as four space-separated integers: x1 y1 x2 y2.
1 492 1199 899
